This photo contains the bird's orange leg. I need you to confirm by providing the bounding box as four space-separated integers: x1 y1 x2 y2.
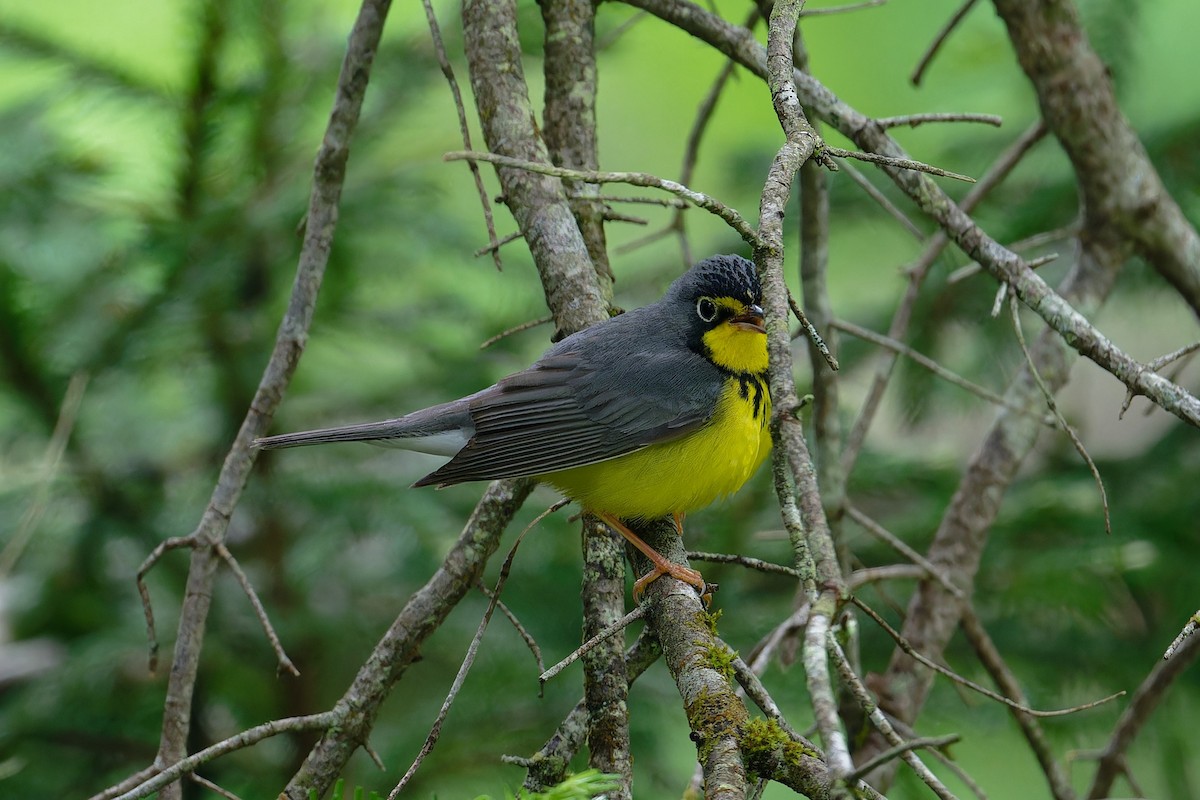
672 512 686 537
594 511 707 601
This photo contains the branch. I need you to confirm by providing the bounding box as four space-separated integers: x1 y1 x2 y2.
282 479 536 799
111 713 337 800
1086 626 1200 799
621 0 1200 425
634 519 750 798
958 606 1075 800
991 0 1200 319
521 627 662 791
422 0 503 269
127 4 396 796
444 150 759 246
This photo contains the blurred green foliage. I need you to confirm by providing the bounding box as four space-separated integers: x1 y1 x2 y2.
0 0 1197 798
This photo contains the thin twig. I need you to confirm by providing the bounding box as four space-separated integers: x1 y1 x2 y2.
876 112 1002 129
824 144 975 183
911 0 981 86
112 713 338 800
188 773 242 800
595 8 648 50
214 542 299 677
852 595 1123 716
788 293 839 371
828 637 960 800
477 581 545 675
136 536 198 675
686 551 802 578
840 161 924 239
389 497 556 798
845 505 963 599
1008 294 1111 535
444 150 759 246
479 315 553 349
0 371 88 577
947 224 1077 284
832 318 1056 425
422 0 502 269
1146 340 1200 372
801 0 886 15
745 602 810 673
841 120 1048 478
847 564 929 589
539 605 647 685
473 229 523 258
1164 609 1200 660
847 734 961 783
583 193 690 208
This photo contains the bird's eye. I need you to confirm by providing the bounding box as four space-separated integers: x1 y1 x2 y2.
696 297 718 322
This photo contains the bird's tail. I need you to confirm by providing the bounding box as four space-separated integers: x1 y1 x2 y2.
254 399 472 456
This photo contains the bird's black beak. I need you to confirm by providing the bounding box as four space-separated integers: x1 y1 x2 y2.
730 304 766 334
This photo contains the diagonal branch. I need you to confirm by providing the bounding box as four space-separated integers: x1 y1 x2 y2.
130 4 397 798
619 0 1200 426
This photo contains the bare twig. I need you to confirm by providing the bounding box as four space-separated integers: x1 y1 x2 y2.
0 371 88 577
823 145 975 183
1008 294 1111 535
473 229 523 258
521 628 662 791
214 542 299 677
422 0 502 269
389 493 548 798
829 637 960 800
852 596 1123 717
841 121 1049 478
911 0 980 86
831 318 1056 425
112 713 337 800
788 292 840 371
847 734 961 783
686 551 802 579
948 224 1077 284
188 773 242 800
876 112 1002 129
848 564 930 590
840 161 924 239
845 505 963 599
539 605 647 684
1121 341 1200 418
444 150 759 245
136 536 197 675
1163 609 1200 661
477 581 545 675
479 315 553 349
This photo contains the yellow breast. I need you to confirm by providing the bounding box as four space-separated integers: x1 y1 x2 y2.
541 375 771 520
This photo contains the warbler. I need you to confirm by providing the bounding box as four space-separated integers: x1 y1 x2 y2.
255 254 771 598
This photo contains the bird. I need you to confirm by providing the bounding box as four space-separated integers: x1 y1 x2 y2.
255 254 772 599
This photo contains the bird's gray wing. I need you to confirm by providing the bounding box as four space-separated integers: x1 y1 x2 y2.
414 326 721 487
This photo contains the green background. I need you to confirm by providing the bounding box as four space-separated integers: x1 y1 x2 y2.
0 0 1197 797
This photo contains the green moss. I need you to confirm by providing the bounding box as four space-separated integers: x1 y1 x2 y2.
685 688 749 764
698 639 737 684
741 717 821 780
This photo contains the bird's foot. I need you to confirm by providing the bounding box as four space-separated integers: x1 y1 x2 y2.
632 561 711 606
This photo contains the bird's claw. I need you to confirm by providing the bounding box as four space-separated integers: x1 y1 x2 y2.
632 561 712 607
